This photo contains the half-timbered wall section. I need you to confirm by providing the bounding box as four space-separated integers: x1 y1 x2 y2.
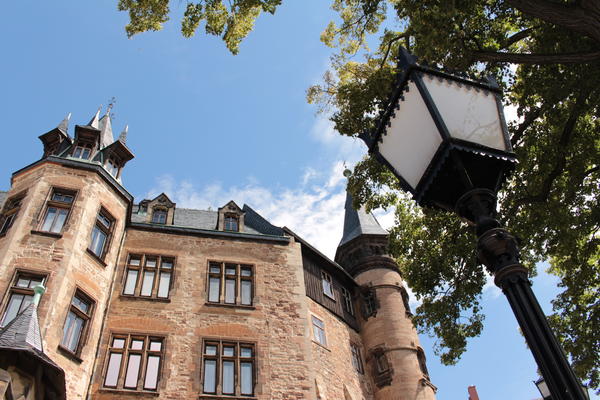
301 248 359 330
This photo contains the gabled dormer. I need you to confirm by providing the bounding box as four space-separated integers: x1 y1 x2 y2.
217 201 245 232
71 107 103 161
141 193 176 225
98 126 134 181
38 114 73 157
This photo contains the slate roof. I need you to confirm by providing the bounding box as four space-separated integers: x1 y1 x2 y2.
131 203 285 237
338 191 388 247
0 303 66 399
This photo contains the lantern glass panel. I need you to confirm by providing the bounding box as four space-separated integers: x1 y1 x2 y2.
535 378 551 398
422 75 507 151
379 80 443 189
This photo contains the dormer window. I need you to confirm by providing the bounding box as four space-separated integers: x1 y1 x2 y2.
218 201 244 233
152 209 167 224
105 158 120 178
224 214 239 232
72 144 92 160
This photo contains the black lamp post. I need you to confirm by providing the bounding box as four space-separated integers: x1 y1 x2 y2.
358 47 587 400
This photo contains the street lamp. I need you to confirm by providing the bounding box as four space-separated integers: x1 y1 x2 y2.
358 47 587 400
535 377 591 400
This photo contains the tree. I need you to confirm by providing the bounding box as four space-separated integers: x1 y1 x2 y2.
118 0 599 392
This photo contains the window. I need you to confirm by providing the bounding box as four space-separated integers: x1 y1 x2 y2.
321 271 334 299
350 344 364 374
105 158 120 178
123 254 174 299
223 214 239 232
371 347 393 388
151 209 167 224
207 262 253 306
361 287 378 319
0 272 45 327
342 287 354 316
104 334 164 391
375 352 389 374
400 286 412 316
311 316 327 346
89 208 114 259
0 193 25 236
72 144 92 160
60 289 94 355
417 347 429 378
202 340 255 396
39 188 75 234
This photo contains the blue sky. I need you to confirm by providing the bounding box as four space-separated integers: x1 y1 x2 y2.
1 1 594 399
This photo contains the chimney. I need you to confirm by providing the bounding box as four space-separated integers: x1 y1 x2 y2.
468 385 480 400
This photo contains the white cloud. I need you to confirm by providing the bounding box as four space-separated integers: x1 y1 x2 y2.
147 160 350 259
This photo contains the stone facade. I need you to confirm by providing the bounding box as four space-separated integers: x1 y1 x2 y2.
0 111 436 400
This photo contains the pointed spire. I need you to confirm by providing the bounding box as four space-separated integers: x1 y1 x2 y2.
57 113 71 134
98 107 114 148
88 106 102 129
0 302 43 352
338 190 388 248
118 124 128 143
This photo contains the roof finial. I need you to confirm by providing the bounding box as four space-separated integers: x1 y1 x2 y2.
89 106 102 129
32 284 46 307
119 125 128 143
57 112 71 134
106 96 116 119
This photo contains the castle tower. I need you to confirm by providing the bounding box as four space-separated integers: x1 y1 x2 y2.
0 108 134 399
335 192 436 400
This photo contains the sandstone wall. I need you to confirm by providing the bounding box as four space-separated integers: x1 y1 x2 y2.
89 229 314 399
0 162 128 399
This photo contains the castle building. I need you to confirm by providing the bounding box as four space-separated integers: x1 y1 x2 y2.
0 109 437 400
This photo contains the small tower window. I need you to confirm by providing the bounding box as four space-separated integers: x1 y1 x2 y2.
72 144 92 160
105 158 120 178
152 209 167 224
417 347 429 378
224 214 239 232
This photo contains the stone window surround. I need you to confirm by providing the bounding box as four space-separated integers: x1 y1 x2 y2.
368 346 393 388
0 191 27 237
86 205 115 264
206 261 254 307
151 207 168 224
121 253 175 301
217 201 245 233
350 343 364 374
200 338 257 398
58 286 96 361
37 186 78 235
310 314 328 349
102 333 165 394
0 269 47 328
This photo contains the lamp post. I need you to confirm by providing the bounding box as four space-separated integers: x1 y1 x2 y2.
358 47 587 400
535 377 590 400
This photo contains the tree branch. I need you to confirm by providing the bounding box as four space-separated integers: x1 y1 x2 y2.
473 50 600 64
506 0 600 44
380 33 409 68
517 94 588 205
511 108 542 147
502 27 534 49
